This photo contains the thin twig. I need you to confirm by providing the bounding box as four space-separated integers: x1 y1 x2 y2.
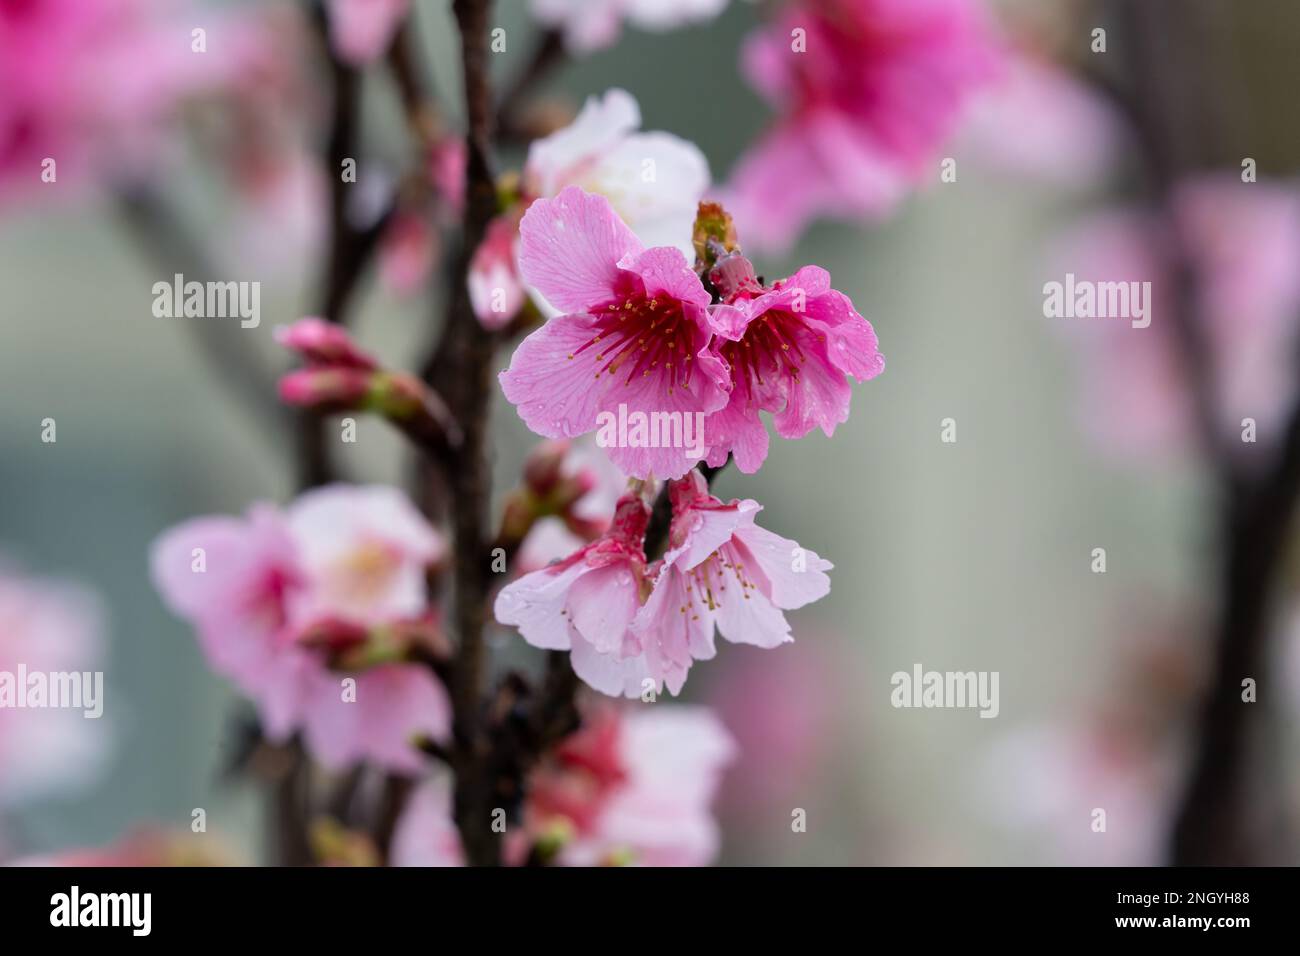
299 1 398 488
496 28 565 142
118 191 292 456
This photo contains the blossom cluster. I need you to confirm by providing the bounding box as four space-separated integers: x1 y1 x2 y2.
0 561 110 810
500 186 885 477
151 485 451 772
129 0 938 869
497 472 832 698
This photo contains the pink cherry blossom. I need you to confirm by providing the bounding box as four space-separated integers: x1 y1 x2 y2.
0 560 111 806
704 258 884 473
393 705 735 866
470 89 709 329
625 471 833 693
499 472 833 699
389 777 466 867
325 0 410 66
499 186 729 479
494 490 660 697
1049 175 1300 462
150 485 450 771
724 0 1001 252
529 0 729 54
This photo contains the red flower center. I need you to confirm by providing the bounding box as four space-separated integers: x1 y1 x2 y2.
569 294 699 393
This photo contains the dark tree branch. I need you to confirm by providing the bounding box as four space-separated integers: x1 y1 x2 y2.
118 191 292 456
374 774 417 862
422 0 502 868
1097 0 1296 864
389 17 443 148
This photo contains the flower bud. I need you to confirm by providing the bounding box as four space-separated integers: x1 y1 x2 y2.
275 317 377 370
278 368 374 411
692 200 741 273
523 440 570 496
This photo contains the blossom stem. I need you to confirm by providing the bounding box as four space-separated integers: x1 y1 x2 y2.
644 459 730 559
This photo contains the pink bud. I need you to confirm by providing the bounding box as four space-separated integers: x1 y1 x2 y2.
709 252 764 302
429 137 467 216
523 439 570 496
278 368 373 410
275 317 378 370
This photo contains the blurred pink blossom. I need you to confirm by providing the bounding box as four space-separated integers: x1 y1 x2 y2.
0 560 111 807
9 826 235 867
1049 175 1300 461
724 0 1001 252
705 640 835 817
530 0 729 54
379 212 440 299
516 438 627 572
981 724 1176 865
150 485 451 771
389 777 466 867
429 136 467 217
394 705 735 866
377 137 466 299
0 0 284 204
979 619 1200 866
326 0 410 66
230 149 327 275
960 52 1125 188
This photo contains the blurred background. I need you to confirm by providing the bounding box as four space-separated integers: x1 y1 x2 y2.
2 0 1300 865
